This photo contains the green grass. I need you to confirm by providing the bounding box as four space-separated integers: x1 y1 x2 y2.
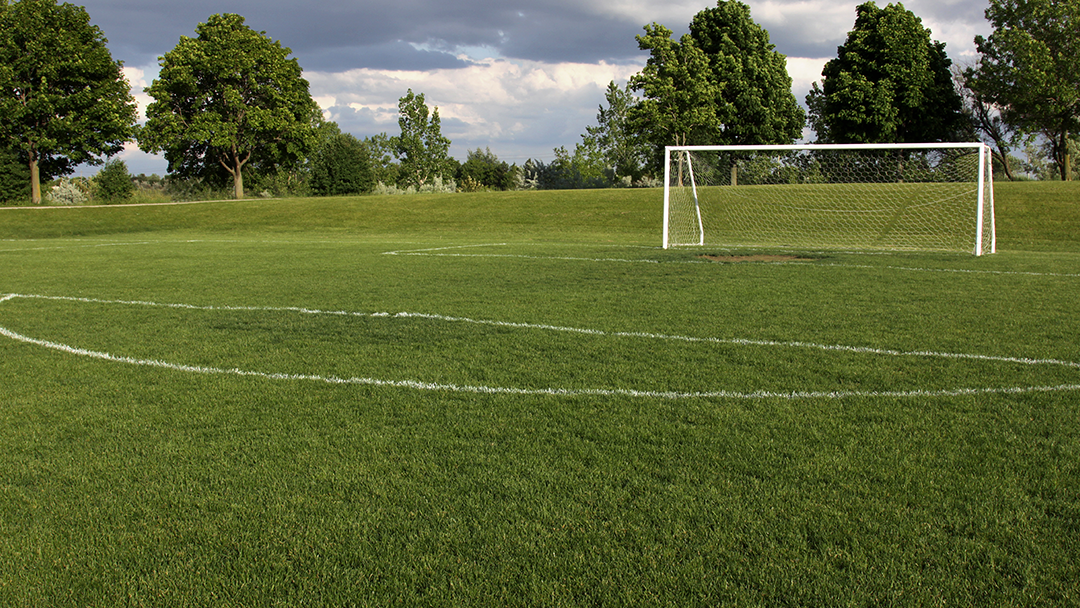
1 183 1079 606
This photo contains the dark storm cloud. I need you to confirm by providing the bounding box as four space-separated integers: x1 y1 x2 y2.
82 0 989 73
82 0 648 71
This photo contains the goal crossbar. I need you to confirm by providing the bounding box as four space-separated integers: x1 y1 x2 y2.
662 143 996 255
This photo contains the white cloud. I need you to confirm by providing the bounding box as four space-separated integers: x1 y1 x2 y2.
307 58 643 161
785 56 830 96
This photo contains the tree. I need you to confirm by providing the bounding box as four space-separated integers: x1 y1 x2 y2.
393 89 453 189
364 133 400 187
457 148 517 191
93 158 134 203
310 129 375 196
687 1 806 145
139 13 321 199
806 2 967 144
955 64 1019 180
0 0 137 204
969 0 1079 180
0 145 30 203
630 1 804 163
579 81 648 182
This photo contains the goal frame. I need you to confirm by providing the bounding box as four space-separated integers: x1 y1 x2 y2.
662 142 996 255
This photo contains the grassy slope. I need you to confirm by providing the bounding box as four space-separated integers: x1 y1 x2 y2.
2 181 1077 251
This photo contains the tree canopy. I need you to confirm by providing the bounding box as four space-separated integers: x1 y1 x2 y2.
806 2 966 144
0 0 137 204
968 0 1079 180
139 13 321 199
393 89 453 189
629 0 804 162
310 125 375 196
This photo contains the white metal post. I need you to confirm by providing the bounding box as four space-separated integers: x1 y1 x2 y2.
987 146 997 254
975 144 987 256
662 147 672 249
685 150 705 246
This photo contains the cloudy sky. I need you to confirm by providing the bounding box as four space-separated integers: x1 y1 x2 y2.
75 0 994 176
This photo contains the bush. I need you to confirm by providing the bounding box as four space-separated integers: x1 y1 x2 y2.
311 133 374 196
374 176 456 195
48 178 89 205
93 159 135 203
456 148 518 191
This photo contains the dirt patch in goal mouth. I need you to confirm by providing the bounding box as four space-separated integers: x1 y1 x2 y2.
699 254 816 263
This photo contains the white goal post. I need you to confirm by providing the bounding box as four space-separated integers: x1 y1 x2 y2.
663 143 996 255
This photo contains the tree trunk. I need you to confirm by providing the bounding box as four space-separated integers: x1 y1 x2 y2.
29 145 41 205
233 167 244 199
221 148 251 199
1063 131 1072 181
993 148 1014 181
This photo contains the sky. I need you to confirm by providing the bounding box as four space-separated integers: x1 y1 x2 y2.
74 0 995 176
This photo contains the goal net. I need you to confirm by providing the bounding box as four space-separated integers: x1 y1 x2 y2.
663 143 996 255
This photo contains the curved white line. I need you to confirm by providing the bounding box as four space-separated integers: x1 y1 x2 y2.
2 293 1078 399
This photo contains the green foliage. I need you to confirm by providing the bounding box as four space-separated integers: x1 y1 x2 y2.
576 81 649 182
630 23 723 152
139 13 322 199
46 177 88 205
310 132 375 196
629 1 804 166
0 145 30 204
373 175 456 195
807 2 967 144
393 89 453 189
955 64 1020 180
455 148 517 191
520 153 610 190
364 133 400 187
92 158 134 204
0 0 137 204
970 0 1080 180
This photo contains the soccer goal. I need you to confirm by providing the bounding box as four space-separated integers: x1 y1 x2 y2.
663 143 996 255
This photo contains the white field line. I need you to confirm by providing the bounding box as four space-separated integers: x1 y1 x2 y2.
2 293 1079 400
2 321 1079 400
4 292 1080 371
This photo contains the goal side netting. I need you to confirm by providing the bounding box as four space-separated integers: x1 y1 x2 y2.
663 143 996 255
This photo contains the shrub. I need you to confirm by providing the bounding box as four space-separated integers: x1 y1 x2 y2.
311 133 375 196
373 176 456 195
93 159 135 203
456 148 518 190
49 178 89 205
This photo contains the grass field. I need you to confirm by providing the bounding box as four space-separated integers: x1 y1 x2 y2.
1 182 1078 606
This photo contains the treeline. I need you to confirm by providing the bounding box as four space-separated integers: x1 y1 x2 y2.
1 0 1077 205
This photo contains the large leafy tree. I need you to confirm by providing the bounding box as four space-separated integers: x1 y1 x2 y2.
968 0 1079 180
393 89 453 189
806 2 966 144
630 1 804 161
139 13 321 199
0 0 137 204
